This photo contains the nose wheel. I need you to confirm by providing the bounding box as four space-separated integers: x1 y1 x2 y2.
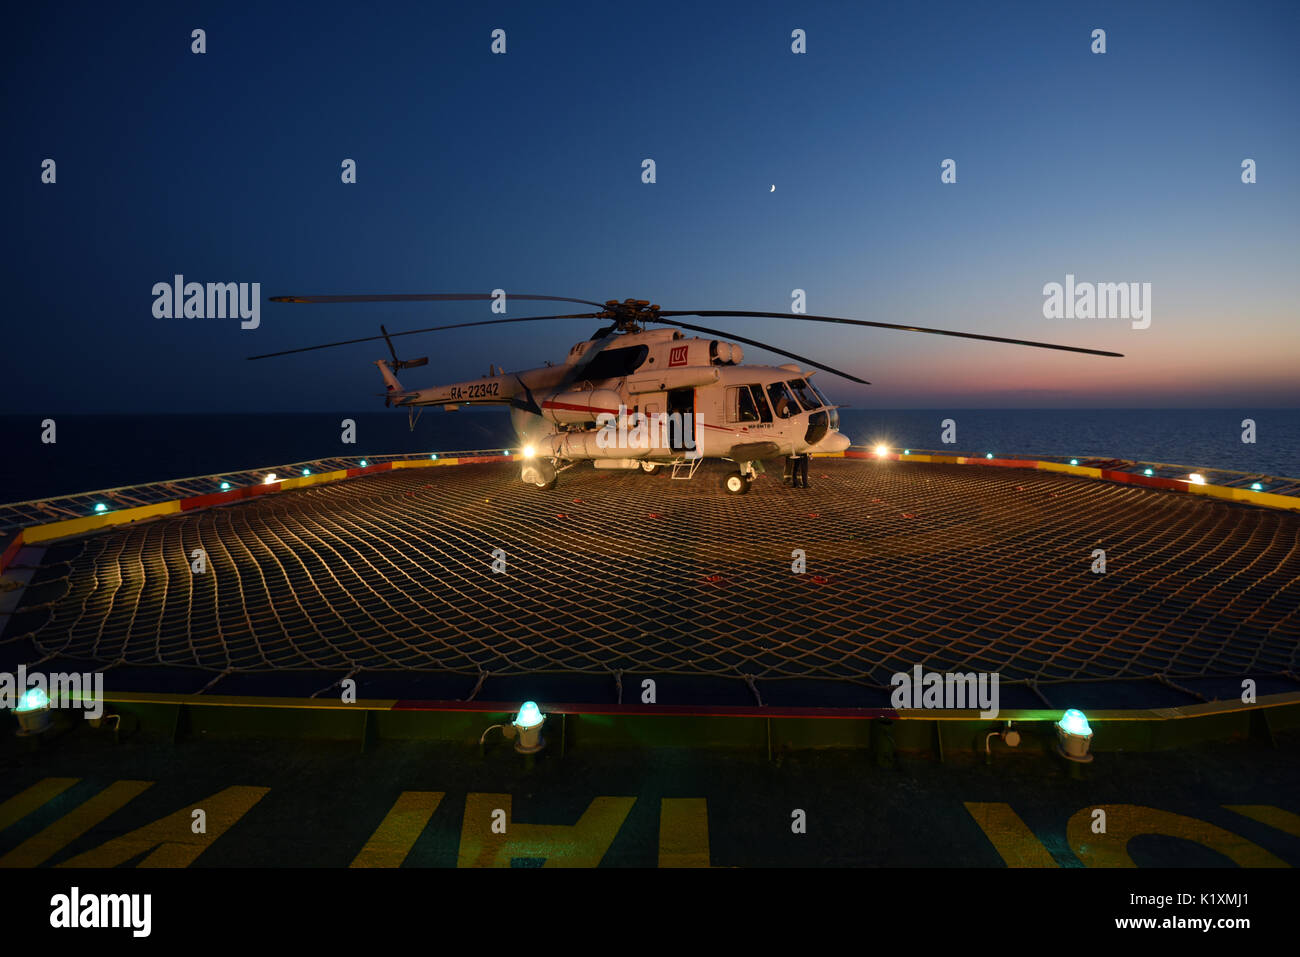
722 471 752 495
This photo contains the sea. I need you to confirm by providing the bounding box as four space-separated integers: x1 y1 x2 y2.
1 409 1297 505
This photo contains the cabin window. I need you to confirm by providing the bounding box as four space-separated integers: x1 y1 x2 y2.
728 385 772 423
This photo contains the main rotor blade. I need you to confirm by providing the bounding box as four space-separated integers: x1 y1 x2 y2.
650 318 871 385
270 293 608 308
246 314 600 360
660 311 1124 358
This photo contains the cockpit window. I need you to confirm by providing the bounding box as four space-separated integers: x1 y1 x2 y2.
766 381 798 419
787 379 822 411
729 385 773 423
807 379 831 408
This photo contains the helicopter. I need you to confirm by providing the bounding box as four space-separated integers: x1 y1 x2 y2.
250 294 1122 494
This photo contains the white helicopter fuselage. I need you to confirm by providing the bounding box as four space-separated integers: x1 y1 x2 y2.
376 326 850 490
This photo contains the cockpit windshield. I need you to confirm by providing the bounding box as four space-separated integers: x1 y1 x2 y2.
806 379 832 408
787 379 822 411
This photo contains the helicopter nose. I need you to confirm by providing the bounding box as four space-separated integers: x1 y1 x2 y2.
818 432 851 453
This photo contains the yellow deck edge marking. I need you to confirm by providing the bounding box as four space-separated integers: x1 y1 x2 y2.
99 690 399 711
16 449 1299 547
86 689 1300 721
23 501 181 543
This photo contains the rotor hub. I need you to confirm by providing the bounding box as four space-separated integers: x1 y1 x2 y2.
601 298 660 331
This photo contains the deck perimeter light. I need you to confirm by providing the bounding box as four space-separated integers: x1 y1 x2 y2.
302 468 311 476
1251 482 1264 491
14 687 52 735
1056 708 1094 763
359 459 368 467
874 445 888 457
1069 459 1079 466
523 445 537 459
1143 468 1154 476
93 503 107 513
264 473 278 485
220 481 231 490
985 453 994 459
1188 473 1205 485
512 701 546 754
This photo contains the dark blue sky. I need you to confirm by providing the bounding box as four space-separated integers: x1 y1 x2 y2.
4 0 1297 412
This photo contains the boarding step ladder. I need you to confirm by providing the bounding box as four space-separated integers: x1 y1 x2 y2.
670 456 704 480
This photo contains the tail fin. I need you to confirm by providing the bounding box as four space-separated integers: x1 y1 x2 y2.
375 359 406 404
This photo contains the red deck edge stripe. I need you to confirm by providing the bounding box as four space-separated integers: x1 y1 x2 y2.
843 449 1209 498
390 699 899 719
1099 468 1187 492
0 530 25 576
21 449 1271 550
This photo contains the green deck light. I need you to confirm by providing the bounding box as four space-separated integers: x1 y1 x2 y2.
1143 468 1154 476
1056 708 1094 763
511 701 546 754
1069 458 1079 466
16 687 49 713
904 449 910 455
514 701 544 730
359 459 368 467
985 453 993 459
302 468 311 476
93 503 107 513
14 686 52 735
1251 482 1264 492
220 481 231 490
1058 708 1091 736
431 454 438 460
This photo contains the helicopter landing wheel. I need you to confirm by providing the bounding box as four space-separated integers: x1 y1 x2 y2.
534 475 557 490
722 472 751 495
640 461 661 474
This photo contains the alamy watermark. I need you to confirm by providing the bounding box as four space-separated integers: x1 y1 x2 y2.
1043 274 1150 329
890 665 1000 719
1 665 104 719
152 275 260 329
595 405 705 459
50 887 150 937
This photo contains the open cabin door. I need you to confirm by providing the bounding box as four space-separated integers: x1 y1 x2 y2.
667 388 695 452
